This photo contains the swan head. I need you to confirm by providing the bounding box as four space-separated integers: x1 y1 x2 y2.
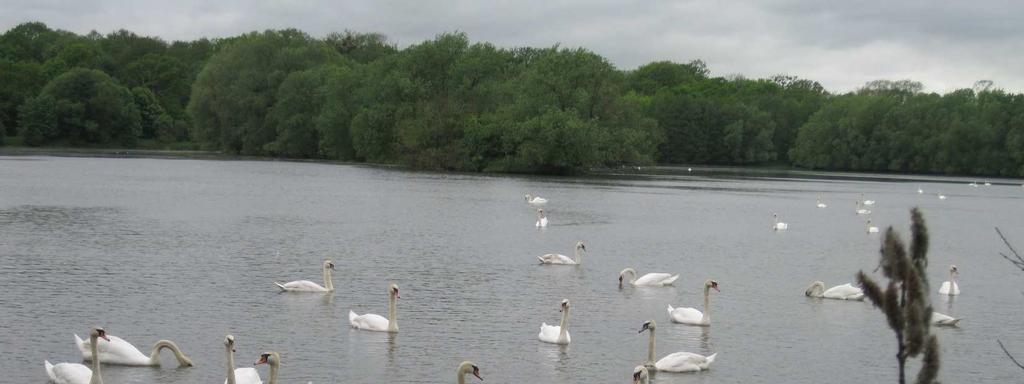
224 335 235 351
633 365 649 384
524 194 532 201
576 241 586 251
537 208 545 217
805 281 825 297
254 352 279 367
706 279 720 292
639 320 656 333
458 361 483 381
950 265 959 275
389 283 400 299
90 327 110 342
324 260 335 270
559 299 570 312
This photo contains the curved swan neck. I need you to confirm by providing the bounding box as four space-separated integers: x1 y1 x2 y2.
388 291 398 332
324 265 334 292
89 333 103 384
225 343 236 384
150 340 191 366
622 268 637 283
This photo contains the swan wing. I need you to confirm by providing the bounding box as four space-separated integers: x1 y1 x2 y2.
667 305 704 324
48 361 91 384
349 311 390 331
654 352 716 372
277 280 327 292
538 322 568 344
77 334 150 365
939 281 960 295
823 283 864 300
538 254 574 264
225 367 263 384
634 273 677 286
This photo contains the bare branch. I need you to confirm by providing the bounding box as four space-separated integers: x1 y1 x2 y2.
995 227 1024 270
998 340 1024 370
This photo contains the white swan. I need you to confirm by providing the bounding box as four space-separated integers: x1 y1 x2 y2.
668 279 719 326
633 366 650 384
349 284 399 332
984 181 991 186
969 182 978 187
931 312 961 327
538 299 571 344
275 260 335 292
772 213 788 231
456 361 483 384
639 320 717 372
524 194 548 204
938 192 947 200
805 281 864 300
538 241 585 265
253 352 280 384
224 335 262 384
861 193 875 206
855 201 871 215
619 268 679 287
866 219 879 234
939 265 960 295
75 333 193 367
918 187 924 194
46 327 107 384
535 209 548 228
816 195 827 208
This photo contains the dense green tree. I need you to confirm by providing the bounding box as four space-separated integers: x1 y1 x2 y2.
25 68 141 146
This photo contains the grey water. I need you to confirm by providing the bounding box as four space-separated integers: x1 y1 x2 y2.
1 156 1023 383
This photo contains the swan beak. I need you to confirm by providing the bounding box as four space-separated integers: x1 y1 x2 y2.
473 371 483 381
255 355 268 366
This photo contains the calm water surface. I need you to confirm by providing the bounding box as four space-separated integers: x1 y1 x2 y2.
1 156 1023 383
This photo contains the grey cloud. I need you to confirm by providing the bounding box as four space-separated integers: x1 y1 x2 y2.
1 0 1020 93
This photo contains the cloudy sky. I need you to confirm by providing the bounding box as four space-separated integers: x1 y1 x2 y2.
3 0 1022 93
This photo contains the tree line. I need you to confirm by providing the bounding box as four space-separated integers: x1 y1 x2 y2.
2 22 1023 176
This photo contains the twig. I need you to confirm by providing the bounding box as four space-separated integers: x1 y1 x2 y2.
995 227 1024 270
998 339 1024 370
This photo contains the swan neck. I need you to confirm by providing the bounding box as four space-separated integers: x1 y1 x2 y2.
225 343 236 384
574 246 583 264
324 266 334 292
702 285 711 323
268 359 279 384
458 370 466 384
558 306 569 342
647 328 656 366
150 340 190 366
89 333 103 384
624 268 637 284
388 292 398 332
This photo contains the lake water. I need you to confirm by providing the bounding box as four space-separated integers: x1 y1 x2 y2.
2 156 1023 383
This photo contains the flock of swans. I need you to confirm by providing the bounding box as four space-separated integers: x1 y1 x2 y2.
43 187 974 384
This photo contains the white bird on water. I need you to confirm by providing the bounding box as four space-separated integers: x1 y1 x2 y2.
538 299 571 344
805 281 864 300
856 200 871 215
866 219 879 234
667 279 719 326
773 213 788 231
638 320 717 372
939 265 960 295
535 209 548 228
524 194 548 204
538 241 585 265
275 260 336 292
816 195 827 208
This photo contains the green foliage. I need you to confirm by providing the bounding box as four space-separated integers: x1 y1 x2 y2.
857 208 939 384
18 94 58 145
27 68 141 146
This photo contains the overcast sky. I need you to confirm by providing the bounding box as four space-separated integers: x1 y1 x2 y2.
3 0 1021 93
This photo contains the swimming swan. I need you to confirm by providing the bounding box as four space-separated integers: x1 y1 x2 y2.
939 265 960 295
46 327 108 384
524 194 548 204
619 268 679 287
538 299 571 344
75 333 192 367
639 320 717 372
805 281 864 300
224 335 262 384
538 241 585 265
349 284 400 332
867 219 879 234
275 260 335 292
931 312 961 326
773 213 788 230
668 279 719 326
535 209 548 228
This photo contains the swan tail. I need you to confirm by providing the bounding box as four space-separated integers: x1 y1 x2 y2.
45 360 56 381
663 274 680 285
274 282 287 291
704 353 717 367
348 310 358 326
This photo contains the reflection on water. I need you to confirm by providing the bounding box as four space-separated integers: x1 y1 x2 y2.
0 156 1022 383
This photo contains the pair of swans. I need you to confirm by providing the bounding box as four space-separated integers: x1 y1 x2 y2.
350 284 400 332
773 214 788 231
535 209 548 228
223 335 278 384
538 241 585 265
275 260 335 292
524 194 548 204
667 279 719 326
638 320 717 373
939 265 960 295
74 333 193 367
538 299 571 344
46 328 108 384
805 281 864 300
619 268 679 287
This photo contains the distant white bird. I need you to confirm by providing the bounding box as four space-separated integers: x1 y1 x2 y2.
816 195 827 208
855 201 871 215
931 312 961 327
687 167 692 172
860 193 875 206
939 265 960 295
866 219 879 234
805 281 864 300
275 260 335 292
538 299 571 344
524 194 548 204
938 192 947 200
619 268 679 287
917 187 924 194
535 209 548 228
969 182 978 187
773 213 788 231
538 241 585 265
984 181 991 186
